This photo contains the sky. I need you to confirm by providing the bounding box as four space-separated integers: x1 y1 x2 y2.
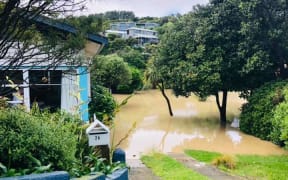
79 0 209 17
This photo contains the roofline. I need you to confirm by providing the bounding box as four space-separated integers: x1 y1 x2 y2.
33 16 108 45
127 27 157 32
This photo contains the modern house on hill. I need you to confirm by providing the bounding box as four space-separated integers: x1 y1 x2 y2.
106 22 159 45
136 22 159 29
0 16 108 122
127 27 158 44
110 22 136 31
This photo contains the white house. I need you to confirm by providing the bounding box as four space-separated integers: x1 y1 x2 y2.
105 22 159 45
127 27 159 44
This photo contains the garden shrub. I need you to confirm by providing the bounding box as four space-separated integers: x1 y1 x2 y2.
115 67 143 94
0 107 80 173
89 85 117 121
115 84 134 94
270 88 288 148
240 80 288 140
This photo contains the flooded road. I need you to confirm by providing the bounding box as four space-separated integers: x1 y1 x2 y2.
112 90 287 159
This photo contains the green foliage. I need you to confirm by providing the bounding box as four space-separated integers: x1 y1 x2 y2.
184 150 221 163
104 11 136 21
0 107 81 176
129 67 143 91
27 155 53 174
91 54 132 92
101 37 131 55
141 153 208 180
185 149 288 179
88 85 117 121
115 67 143 94
150 0 288 122
271 88 288 148
71 149 126 177
85 153 126 175
234 154 288 180
0 105 126 178
65 15 105 34
238 0 288 79
240 80 288 141
91 54 143 94
118 48 147 69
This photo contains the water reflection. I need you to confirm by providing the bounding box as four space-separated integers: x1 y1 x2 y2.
173 102 198 117
226 130 242 145
113 90 287 159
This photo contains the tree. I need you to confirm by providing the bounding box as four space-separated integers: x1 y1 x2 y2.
101 35 138 55
65 14 106 34
238 0 288 80
155 0 286 125
104 10 135 21
91 54 132 92
145 53 173 116
0 0 86 88
118 47 146 70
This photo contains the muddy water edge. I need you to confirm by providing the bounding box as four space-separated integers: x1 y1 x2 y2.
112 90 287 159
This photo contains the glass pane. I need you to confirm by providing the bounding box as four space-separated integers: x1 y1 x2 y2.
0 70 23 84
29 70 62 84
29 85 61 112
50 71 62 84
29 70 48 84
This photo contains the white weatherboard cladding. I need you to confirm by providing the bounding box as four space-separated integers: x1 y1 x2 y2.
61 72 79 114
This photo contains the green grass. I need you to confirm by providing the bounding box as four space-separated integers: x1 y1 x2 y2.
185 149 288 180
141 153 208 180
185 149 221 163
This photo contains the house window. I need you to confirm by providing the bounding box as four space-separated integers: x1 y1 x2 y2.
0 70 23 84
0 69 82 116
29 70 62 112
0 70 24 106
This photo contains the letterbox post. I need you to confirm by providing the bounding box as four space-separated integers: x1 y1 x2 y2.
86 114 110 163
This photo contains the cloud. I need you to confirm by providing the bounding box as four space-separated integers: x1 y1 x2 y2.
80 0 209 17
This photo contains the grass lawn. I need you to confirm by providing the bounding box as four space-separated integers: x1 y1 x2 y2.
185 149 288 180
141 153 208 180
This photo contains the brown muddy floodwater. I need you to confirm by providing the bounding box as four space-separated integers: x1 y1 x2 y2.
112 90 287 159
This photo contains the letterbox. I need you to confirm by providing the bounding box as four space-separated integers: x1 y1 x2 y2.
86 114 110 147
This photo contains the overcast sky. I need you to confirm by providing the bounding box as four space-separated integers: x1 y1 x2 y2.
79 0 209 17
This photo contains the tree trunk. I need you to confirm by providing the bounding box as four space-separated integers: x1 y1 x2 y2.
215 90 228 127
158 80 173 116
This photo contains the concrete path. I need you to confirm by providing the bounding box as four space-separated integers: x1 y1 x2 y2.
127 159 161 180
167 153 245 180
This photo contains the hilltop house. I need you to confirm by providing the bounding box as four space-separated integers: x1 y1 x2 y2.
105 22 159 45
0 16 108 122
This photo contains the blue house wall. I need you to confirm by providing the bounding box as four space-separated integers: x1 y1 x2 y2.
78 67 89 122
